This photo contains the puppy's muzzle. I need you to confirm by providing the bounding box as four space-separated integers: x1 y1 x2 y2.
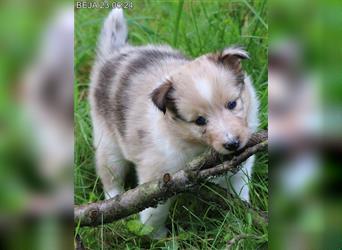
223 138 240 151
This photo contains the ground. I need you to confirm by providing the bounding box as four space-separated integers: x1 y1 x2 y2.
74 0 268 249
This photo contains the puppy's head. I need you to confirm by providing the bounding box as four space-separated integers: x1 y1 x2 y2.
151 47 255 154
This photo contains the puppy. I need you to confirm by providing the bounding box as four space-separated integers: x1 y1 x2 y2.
89 9 259 238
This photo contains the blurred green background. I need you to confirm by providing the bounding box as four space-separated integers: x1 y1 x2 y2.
0 0 341 249
0 1 73 250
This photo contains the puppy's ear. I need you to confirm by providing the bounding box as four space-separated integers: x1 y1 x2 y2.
210 46 249 76
151 80 174 114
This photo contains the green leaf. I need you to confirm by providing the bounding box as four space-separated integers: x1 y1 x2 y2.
127 220 154 236
88 192 97 203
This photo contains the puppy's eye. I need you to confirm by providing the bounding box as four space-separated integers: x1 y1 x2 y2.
226 100 237 110
195 116 207 126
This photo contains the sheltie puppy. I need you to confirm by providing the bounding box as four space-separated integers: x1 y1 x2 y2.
89 9 259 238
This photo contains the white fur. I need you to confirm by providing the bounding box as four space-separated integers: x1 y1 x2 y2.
97 8 127 59
214 155 255 202
140 199 173 239
105 188 121 199
245 75 260 132
222 47 250 59
92 116 128 199
194 78 212 102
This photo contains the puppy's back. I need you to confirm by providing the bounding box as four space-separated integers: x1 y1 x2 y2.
89 10 188 156
91 46 187 137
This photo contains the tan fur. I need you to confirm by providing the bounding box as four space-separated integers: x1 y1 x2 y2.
159 56 253 154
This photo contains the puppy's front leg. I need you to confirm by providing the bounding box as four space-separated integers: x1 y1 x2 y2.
140 200 172 239
137 163 176 238
214 155 255 202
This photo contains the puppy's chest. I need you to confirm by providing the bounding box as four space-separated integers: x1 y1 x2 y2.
150 139 205 173
128 112 206 172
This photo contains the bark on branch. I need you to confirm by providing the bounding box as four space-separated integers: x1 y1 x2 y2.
74 130 268 227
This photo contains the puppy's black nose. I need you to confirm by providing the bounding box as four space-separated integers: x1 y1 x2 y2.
223 139 240 151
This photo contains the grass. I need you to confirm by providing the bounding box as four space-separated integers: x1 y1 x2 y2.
75 0 268 249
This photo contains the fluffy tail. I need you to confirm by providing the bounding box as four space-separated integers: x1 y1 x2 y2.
97 9 128 59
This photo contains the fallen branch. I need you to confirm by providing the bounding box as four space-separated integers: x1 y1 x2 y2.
75 131 267 227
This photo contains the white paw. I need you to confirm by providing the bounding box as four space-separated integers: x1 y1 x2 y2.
104 188 122 199
238 189 250 203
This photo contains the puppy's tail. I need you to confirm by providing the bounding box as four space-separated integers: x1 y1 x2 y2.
97 9 128 59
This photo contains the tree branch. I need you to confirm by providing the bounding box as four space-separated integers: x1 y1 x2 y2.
74 131 268 227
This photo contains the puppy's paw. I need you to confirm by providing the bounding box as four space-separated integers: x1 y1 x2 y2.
104 187 122 200
238 189 250 203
